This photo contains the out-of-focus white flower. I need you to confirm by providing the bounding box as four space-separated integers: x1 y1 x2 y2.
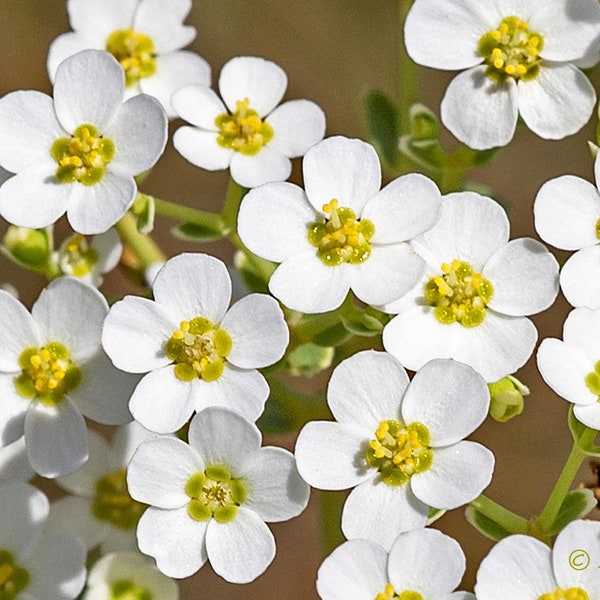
0 438 33 482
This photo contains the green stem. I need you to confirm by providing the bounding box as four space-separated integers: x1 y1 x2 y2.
115 212 165 269
221 178 246 230
153 197 227 233
470 494 528 534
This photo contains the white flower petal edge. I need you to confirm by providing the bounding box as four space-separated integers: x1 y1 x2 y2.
560 246 600 309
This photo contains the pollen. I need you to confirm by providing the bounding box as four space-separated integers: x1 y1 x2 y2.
51 124 115 185
478 16 543 82
0 550 29 598
58 234 99 278
166 317 232 382
538 588 590 600
106 28 156 87
215 98 274 156
375 584 423 600
15 342 82 406
366 420 433 487
307 199 375 266
425 259 493 328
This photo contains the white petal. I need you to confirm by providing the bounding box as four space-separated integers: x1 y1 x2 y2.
152 253 232 324
92 228 122 274
537 338 596 407
316 539 389 600
266 99 326 157
518 64 596 140
47 33 101 83
32 277 107 362
171 85 225 129
237 182 315 262
66 168 137 234
188 407 261 474
573 403 600 430
133 0 195 52
342 479 428 550
109 420 161 468
219 56 287 117
0 437 33 482
128 366 195 434
172 126 232 171
349 244 426 306
411 441 494 509
137 505 208 578
560 247 600 308
484 238 559 316
269 251 350 313
142 52 211 117
0 290 40 371
441 66 518 150
534 175 600 250
242 447 308 522
402 359 489 446
294 421 372 490
0 91 63 173
229 146 292 188
475 535 556 599
25 399 88 478
388 528 466 596
105 94 167 174
102 295 176 373
53 50 125 133
362 173 442 244
127 436 202 508
67 0 138 42
27 532 86 600
564 307 600 361
303 136 381 216
327 350 408 429
0 376 29 446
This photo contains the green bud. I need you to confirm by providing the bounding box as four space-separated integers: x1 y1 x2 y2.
2 226 51 271
488 375 529 422
287 343 334 377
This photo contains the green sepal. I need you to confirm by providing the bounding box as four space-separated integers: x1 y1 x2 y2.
132 193 155 235
568 407 600 457
233 250 269 294
312 323 352 347
546 489 597 536
287 342 334 377
2 226 52 272
399 103 445 172
171 222 225 243
589 140 599 161
426 506 446 526
364 90 402 170
340 309 384 337
465 505 513 541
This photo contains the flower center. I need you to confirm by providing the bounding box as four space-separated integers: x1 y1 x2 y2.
478 16 543 82
375 585 423 600
15 343 82 406
106 28 156 87
585 360 600 400
57 234 99 278
185 465 247 524
425 259 494 328
110 579 153 600
92 468 147 530
538 588 589 600
215 98 274 156
366 420 433 487
308 199 375 267
51 124 115 186
166 317 232 382
0 550 29 600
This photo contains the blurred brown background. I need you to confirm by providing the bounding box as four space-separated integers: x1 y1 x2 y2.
0 1 599 597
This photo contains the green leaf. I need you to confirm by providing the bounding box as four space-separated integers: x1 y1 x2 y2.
408 103 439 141
568 407 600 457
465 505 513 542
132 193 155 234
171 222 225 243
547 489 597 536
364 90 401 169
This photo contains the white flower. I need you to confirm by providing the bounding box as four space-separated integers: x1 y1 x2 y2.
238 136 442 313
172 55 326 188
83 552 179 600
0 50 167 235
317 530 474 600
102 253 289 433
382 191 559 382
537 307 600 429
0 482 86 600
127 407 309 583
405 0 600 149
45 423 158 555
535 154 600 309
47 0 210 118
294 351 493 550
0 277 136 478
476 519 600 599
0 438 33 483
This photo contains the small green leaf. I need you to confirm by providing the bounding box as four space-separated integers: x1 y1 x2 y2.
547 489 597 536
408 103 439 141
340 311 384 337
399 135 446 172
364 90 401 169
589 141 599 161
171 222 225 243
465 505 513 542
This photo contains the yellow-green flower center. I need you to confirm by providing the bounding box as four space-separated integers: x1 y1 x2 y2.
58 234 99 278
375 584 423 600
308 199 375 267
595 217 600 240
110 579 153 600
538 588 589 600
425 260 494 328
0 550 29 600
585 360 600 400
479 16 543 82
186 465 247 523
51 124 115 186
106 28 156 87
366 420 433 487
215 97 274 156
92 468 147 530
166 317 232 382
15 343 82 406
